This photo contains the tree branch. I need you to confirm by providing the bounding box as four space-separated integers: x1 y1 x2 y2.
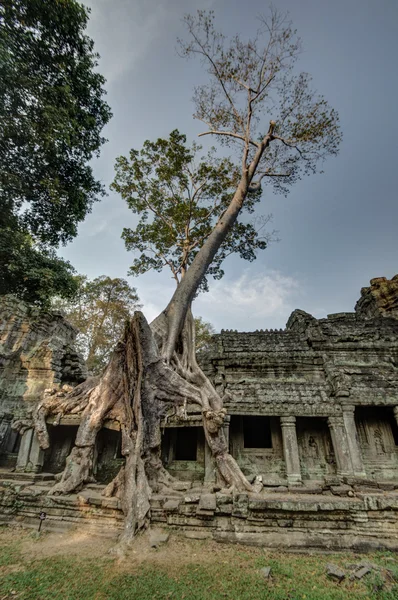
198 130 259 148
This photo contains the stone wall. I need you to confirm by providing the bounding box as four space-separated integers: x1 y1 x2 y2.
355 275 398 320
0 297 86 467
192 276 398 484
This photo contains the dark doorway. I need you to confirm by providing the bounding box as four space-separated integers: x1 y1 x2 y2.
243 416 272 448
175 427 198 460
43 425 78 473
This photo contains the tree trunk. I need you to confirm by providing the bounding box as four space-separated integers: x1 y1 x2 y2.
31 163 268 548
33 308 252 548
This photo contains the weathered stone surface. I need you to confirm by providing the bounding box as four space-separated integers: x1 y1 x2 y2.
198 493 216 512
326 563 345 581
355 275 398 320
149 529 170 548
353 566 371 580
163 499 180 512
260 566 272 578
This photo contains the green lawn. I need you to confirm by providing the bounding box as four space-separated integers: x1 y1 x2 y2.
0 527 397 599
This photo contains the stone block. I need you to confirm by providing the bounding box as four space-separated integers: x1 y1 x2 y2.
163 499 181 512
198 494 216 512
330 485 353 497
149 529 169 548
353 566 372 580
326 563 345 581
260 566 272 578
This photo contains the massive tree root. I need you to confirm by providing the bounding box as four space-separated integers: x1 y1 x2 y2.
32 309 252 547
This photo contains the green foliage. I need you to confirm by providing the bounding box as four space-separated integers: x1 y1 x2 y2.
0 0 112 303
112 130 271 292
195 316 216 351
53 275 141 374
0 224 78 306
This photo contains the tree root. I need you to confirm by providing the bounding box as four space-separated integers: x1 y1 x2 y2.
32 309 252 546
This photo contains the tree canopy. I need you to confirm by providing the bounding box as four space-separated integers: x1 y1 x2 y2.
0 0 112 303
112 129 273 292
53 275 141 375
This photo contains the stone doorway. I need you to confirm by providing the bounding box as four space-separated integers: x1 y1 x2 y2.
43 425 78 474
94 428 124 484
296 417 337 480
229 415 285 482
355 406 398 480
161 426 205 481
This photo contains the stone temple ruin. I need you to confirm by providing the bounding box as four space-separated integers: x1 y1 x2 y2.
1 275 398 550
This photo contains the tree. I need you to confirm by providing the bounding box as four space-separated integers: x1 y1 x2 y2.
53 276 142 375
195 317 216 352
112 129 273 293
0 225 78 306
0 0 112 303
28 8 341 551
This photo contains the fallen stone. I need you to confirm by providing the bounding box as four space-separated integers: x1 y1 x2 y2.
326 563 345 581
149 529 169 548
353 566 371 580
260 566 272 579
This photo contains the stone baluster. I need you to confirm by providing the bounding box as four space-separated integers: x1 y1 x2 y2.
280 416 302 484
342 405 366 477
327 416 354 477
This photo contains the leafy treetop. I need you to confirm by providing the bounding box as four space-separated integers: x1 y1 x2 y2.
53 275 141 375
112 130 274 292
0 0 112 247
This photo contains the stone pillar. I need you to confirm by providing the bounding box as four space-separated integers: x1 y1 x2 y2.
328 416 354 477
393 406 398 427
223 415 231 451
280 416 302 484
16 428 34 471
342 405 366 477
28 433 45 473
204 439 216 483
15 429 44 473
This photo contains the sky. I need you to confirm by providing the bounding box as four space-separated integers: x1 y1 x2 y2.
59 0 398 331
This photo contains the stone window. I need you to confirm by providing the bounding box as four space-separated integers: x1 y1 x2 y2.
243 416 272 449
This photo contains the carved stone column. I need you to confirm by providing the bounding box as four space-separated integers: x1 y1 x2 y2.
280 416 302 484
204 439 216 483
328 416 354 477
28 432 45 473
16 428 34 471
15 428 44 473
342 405 366 477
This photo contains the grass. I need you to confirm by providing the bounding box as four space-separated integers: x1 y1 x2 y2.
0 527 397 599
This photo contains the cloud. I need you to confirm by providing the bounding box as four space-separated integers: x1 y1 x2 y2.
133 268 302 332
194 269 301 330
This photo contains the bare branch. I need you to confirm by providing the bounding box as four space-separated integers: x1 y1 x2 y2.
198 130 259 148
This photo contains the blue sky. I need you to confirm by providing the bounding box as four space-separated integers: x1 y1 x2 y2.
59 0 398 331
